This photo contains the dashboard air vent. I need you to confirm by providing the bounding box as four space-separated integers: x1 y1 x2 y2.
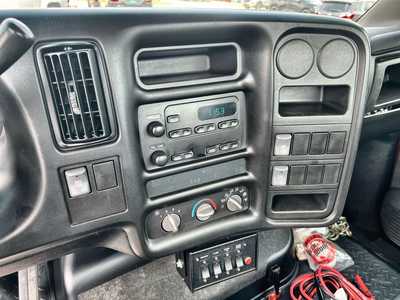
40 42 112 146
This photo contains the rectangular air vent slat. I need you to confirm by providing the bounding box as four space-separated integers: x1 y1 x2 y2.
41 43 111 145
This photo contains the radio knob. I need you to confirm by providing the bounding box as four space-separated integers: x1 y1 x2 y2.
147 121 165 137
195 202 215 222
161 213 181 233
226 194 243 212
151 150 168 166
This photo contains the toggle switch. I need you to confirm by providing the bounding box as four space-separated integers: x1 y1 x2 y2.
271 166 288 186
64 167 91 198
213 262 222 278
224 256 233 273
274 134 292 156
201 266 210 282
236 256 244 269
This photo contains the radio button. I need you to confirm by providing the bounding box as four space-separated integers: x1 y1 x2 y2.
230 141 239 149
207 124 216 131
169 131 181 138
218 119 239 129
194 125 207 134
184 151 194 159
182 128 192 136
230 120 239 127
220 143 231 151
167 115 180 123
171 154 184 161
218 121 230 129
206 145 219 154
169 128 192 138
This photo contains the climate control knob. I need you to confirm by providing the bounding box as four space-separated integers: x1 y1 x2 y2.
147 121 165 137
161 213 181 233
195 202 216 222
150 150 168 166
226 194 243 212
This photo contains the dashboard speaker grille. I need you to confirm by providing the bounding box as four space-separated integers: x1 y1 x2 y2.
41 43 111 145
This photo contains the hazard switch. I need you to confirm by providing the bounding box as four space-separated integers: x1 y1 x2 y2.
244 256 253 266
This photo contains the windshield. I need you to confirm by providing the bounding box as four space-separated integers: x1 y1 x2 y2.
0 0 378 21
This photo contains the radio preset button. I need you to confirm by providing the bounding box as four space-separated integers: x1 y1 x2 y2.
220 141 239 151
218 119 239 129
220 143 231 151
195 123 216 134
167 115 180 123
184 151 194 159
194 125 207 134
182 128 192 136
206 145 219 154
172 151 194 161
218 121 230 129
230 120 239 127
169 131 180 138
207 124 216 131
171 154 184 161
169 128 192 138
230 141 239 149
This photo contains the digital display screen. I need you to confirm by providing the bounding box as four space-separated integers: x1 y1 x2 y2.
198 102 236 121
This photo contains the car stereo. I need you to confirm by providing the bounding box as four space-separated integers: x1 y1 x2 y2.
138 92 247 170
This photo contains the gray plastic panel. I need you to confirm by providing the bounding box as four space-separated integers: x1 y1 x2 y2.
146 159 246 198
133 43 242 90
267 189 337 220
274 33 358 125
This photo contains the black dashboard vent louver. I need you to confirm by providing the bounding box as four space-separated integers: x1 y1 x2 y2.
40 42 112 146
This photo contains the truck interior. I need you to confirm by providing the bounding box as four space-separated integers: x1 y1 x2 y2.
1 0 400 299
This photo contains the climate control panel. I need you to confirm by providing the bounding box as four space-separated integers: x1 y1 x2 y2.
146 186 249 238
138 92 246 170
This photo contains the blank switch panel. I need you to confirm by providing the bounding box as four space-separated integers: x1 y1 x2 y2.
288 165 306 185
93 161 117 191
309 133 328 155
272 130 347 157
291 133 310 155
327 132 346 154
323 164 341 184
306 165 324 184
272 163 342 187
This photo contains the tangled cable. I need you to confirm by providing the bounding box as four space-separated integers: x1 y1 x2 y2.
290 265 375 300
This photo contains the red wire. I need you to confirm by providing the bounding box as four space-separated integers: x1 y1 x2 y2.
290 265 375 300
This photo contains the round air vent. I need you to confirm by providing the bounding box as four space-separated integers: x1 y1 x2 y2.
276 39 314 79
318 39 355 78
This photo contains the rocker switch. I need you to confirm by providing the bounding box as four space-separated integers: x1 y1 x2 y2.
201 266 210 282
213 262 222 277
224 257 233 273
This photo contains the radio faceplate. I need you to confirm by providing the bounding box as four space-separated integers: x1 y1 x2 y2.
138 92 247 170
